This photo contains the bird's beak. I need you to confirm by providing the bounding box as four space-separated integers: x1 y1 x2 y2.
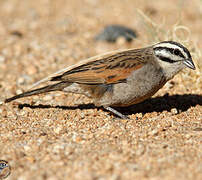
183 58 196 70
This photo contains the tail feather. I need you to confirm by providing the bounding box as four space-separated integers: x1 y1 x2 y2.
5 82 70 103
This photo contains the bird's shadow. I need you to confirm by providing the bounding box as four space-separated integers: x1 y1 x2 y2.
18 93 202 115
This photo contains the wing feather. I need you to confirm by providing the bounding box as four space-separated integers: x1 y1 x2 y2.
51 53 146 85
31 47 152 87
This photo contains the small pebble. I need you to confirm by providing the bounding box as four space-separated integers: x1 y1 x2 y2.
52 144 63 154
54 126 63 134
135 144 145 156
193 127 202 131
116 37 127 45
185 134 192 139
43 95 53 101
17 77 25 85
24 145 31 152
136 113 143 119
0 55 5 63
95 24 137 43
16 89 23 95
149 129 159 136
27 65 38 75
26 156 35 163
10 30 23 38
171 108 178 115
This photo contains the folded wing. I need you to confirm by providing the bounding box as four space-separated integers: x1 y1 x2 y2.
50 51 145 85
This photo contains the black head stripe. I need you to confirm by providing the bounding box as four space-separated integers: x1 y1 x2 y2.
156 55 176 63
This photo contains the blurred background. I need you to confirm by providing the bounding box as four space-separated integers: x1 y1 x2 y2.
0 0 201 179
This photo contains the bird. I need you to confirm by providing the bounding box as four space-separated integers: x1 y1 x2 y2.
5 41 195 119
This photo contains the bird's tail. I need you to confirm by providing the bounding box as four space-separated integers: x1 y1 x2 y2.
5 82 70 103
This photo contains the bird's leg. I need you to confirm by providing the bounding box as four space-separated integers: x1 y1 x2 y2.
103 106 129 119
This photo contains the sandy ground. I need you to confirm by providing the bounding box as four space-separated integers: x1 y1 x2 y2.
0 0 201 179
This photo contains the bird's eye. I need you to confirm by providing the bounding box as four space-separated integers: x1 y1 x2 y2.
173 49 185 58
174 49 180 56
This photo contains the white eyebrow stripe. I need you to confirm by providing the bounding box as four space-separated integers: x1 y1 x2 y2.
155 49 170 57
154 43 181 49
154 43 188 58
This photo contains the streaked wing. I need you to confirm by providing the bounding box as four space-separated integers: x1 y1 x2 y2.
50 49 149 85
